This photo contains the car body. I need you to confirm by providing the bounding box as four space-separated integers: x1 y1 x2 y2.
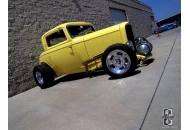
33 22 153 88
167 23 178 30
158 23 178 33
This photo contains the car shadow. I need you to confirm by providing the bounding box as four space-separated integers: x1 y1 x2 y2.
108 70 141 80
45 69 107 88
43 59 153 89
136 58 155 69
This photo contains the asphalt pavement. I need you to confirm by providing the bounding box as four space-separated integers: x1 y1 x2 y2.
9 27 181 130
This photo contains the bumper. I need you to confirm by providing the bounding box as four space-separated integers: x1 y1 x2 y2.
136 53 152 62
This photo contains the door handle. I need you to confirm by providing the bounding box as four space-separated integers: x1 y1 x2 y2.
68 45 73 50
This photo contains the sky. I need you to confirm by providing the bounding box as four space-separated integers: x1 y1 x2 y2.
139 0 181 21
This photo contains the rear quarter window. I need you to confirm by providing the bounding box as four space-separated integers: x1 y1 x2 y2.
46 30 67 47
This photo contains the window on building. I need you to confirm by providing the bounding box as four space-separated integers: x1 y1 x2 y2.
110 8 128 24
46 30 67 47
150 16 154 21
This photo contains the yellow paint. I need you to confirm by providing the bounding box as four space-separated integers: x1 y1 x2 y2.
40 22 135 76
136 55 146 60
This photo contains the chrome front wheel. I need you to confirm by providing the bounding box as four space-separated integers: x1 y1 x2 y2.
102 44 137 78
106 49 131 75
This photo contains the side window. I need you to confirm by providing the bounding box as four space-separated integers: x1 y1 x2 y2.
67 25 95 38
46 30 67 47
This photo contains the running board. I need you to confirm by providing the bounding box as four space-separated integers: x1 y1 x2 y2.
82 54 102 75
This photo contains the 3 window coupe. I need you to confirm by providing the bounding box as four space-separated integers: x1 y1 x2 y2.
33 22 153 88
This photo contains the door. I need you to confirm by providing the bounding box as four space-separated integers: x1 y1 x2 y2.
46 29 82 71
67 24 95 61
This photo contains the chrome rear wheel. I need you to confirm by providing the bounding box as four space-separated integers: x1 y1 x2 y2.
33 64 55 89
35 71 44 85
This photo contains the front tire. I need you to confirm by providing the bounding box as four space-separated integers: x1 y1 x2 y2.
102 44 137 78
33 64 54 89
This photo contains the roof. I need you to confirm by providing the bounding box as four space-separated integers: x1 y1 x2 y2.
157 13 181 23
42 22 93 38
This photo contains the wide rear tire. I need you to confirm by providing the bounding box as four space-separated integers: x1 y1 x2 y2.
33 64 54 89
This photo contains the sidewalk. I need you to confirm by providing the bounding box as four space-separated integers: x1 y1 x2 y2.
142 28 181 130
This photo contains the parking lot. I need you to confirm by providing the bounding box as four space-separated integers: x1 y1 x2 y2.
9 27 181 130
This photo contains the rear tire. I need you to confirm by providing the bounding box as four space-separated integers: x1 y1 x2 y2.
102 44 137 78
33 64 54 89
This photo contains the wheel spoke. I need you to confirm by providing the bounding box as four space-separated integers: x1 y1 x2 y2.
107 58 113 65
112 51 119 57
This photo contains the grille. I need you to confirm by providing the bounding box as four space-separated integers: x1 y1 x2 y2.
125 24 137 52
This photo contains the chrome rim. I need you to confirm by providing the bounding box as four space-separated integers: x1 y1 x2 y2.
106 49 131 74
35 71 44 85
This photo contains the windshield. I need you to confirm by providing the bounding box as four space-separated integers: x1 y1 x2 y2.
67 25 95 38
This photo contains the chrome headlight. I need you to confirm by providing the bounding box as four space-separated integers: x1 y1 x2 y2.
144 41 153 51
137 43 150 55
135 37 153 56
126 40 135 50
137 41 153 55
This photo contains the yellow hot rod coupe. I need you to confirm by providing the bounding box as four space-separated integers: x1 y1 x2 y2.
33 22 152 88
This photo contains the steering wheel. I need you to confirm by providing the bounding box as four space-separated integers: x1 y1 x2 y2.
85 31 93 35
